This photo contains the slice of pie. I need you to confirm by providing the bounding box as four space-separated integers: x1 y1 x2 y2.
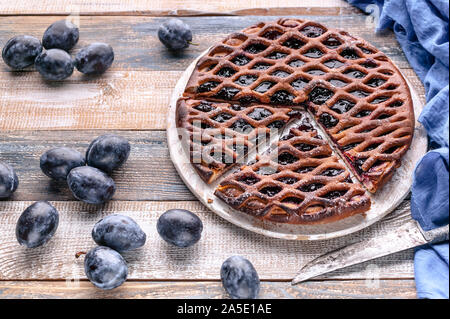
181 18 415 193
307 77 414 193
176 98 297 183
214 115 371 224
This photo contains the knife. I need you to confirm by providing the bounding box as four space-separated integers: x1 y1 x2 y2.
292 220 449 285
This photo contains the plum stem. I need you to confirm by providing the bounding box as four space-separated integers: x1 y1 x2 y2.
75 251 87 258
188 41 199 46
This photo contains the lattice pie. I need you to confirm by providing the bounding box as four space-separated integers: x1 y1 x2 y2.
176 18 414 224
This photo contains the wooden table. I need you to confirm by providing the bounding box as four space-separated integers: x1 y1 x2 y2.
0 0 424 299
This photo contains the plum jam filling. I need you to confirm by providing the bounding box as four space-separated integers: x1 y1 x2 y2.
244 43 268 54
341 153 372 184
323 59 345 69
235 75 258 86
259 186 282 197
212 113 232 123
239 175 260 185
247 108 272 121
294 143 317 151
321 168 344 177
309 87 334 105
270 90 294 105
277 177 298 184
214 87 240 100
298 183 324 192
296 166 316 173
267 120 286 129
282 37 305 49
300 26 326 38
216 67 237 77
278 152 298 165
193 102 215 112
321 190 347 199
197 81 220 93
288 59 305 68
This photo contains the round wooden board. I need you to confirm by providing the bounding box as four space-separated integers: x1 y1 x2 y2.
167 49 427 241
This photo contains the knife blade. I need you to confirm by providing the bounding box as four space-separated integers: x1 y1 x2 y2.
292 220 449 285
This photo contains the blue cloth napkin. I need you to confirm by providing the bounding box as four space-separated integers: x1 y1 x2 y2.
347 0 449 299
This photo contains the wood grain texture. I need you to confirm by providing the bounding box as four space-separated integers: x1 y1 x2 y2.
0 69 424 131
0 71 174 131
0 200 414 281
0 5 420 298
0 280 416 299
0 15 413 71
0 0 356 16
0 130 195 201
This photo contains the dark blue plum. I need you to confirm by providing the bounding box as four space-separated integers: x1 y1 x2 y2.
35 49 74 80
16 201 59 248
158 18 193 51
74 43 114 75
221 256 260 299
67 166 116 204
43 20 79 51
86 134 131 173
84 246 128 290
0 161 19 199
157 209 203 247
40 147 85 181
2 35 43 70
92 215 146 252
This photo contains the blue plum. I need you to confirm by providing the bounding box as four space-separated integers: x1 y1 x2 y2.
16 201 59 248
0 161 19 199
220 256 260 299
40 147 85 181
2 35 43 70
158 18 193 51
67 166 116 204
157 209 203 247
43 20 79 51
84 246 128 290
75 43 114 75
86 134 130 173
35 48 74 80
92 215 146 252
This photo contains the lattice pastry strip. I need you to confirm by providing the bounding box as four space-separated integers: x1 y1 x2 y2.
176 98 297 183
214 116 371 224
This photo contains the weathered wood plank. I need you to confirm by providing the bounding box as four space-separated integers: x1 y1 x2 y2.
0 200 414 280
0 280 416 299
0 71 171 131
0 0 356 16
0 15 411 71
0 69 425 131
0 130 195 201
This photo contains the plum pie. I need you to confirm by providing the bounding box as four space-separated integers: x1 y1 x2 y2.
175 18 414 224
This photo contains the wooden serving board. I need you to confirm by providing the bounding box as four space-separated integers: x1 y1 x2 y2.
167 48 427 240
